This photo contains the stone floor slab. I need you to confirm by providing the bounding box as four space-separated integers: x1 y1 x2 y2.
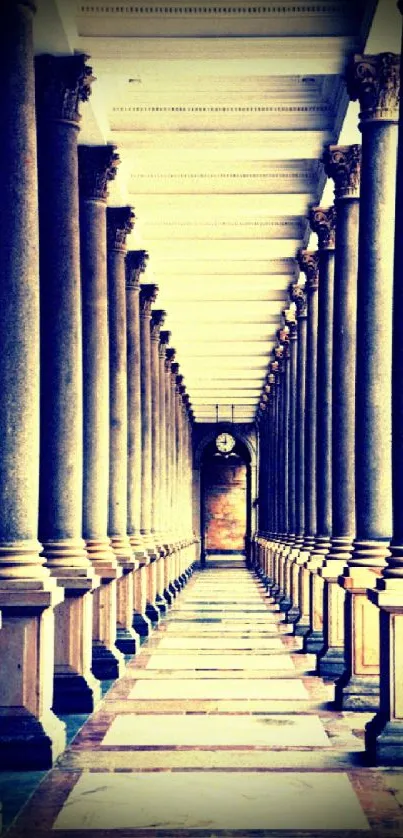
156 636 284 650
53 771 369 831
146 653 295 670
129 677 309 700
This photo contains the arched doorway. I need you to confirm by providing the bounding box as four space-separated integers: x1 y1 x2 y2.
199 433 252 566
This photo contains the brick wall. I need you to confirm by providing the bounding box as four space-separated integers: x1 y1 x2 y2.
203 456 247 551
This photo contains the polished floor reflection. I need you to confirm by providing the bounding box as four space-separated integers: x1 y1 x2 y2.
3 557 403 837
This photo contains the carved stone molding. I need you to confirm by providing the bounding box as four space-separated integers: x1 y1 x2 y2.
290 282 308 318
126 249 149 288
171 362 180 381
79 3 349 17
159 328 171 358
297 249 319 291
150 309 166 341
107 206 135 252
323 144 361 200
35 53 94 125
78 144 120 201
139 283 158 319
283 306 297 336
309 205 336 250
346 52 400 124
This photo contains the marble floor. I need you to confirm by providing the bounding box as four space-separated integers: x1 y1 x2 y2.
2 555 403 837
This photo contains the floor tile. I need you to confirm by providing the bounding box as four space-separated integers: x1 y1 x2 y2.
156 636 284 650
53 771 369 830
146 653 295 670
129 677 309 700
102 712 329 747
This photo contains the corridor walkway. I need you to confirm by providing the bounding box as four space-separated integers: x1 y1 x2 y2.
5 558 403 837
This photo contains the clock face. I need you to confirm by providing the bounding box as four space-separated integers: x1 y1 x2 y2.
216 432 236 454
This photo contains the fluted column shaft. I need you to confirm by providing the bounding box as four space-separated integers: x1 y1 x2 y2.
159 332 170 542
336 52 399 711
0 0 65 768
318 144 361 679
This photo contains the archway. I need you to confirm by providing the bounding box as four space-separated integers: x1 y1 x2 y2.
199 431 252 567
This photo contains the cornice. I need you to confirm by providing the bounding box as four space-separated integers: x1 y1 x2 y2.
113 105 330 114
79 4 350 17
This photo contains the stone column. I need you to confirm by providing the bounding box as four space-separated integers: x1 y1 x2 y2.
304 206 336 655
281 308 298 613
78 144 124 680
139 283 160 622
107 207 140 655
287 282 308 625
171 359 182 588
150 309 168 613
318 144 361 679
336 52 399 711
35 53 101 714
366 19 403 764
295 251 319 637
126 251 151 637
0 0 66 768
276 330 292 610
269 358 281 595
164 345 178 593
159 330 173 603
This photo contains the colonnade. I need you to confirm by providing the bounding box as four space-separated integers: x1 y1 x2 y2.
0 2 196 769
253 46 403 766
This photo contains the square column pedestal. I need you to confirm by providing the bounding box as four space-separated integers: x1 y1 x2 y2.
0 581 67 769
335 568 380 711
365 582 403 765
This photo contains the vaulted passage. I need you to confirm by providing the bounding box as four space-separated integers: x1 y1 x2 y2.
2 0 403 833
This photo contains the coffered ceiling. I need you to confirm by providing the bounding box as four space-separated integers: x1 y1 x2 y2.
34 0 397 423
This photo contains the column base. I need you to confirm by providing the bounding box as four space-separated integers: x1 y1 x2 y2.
303 629 325 655
168 582 178 598
293 619 310 637
133 611 152 636
91 641 124 681
365 716 403 766
155 594 168 615
116 626 139 655
317 646 346 680
0 710 66 770
278 595 292 613
285 605 300 624
53 667 101 714
163 587 173 606
335 673 379 711
145 601 161 623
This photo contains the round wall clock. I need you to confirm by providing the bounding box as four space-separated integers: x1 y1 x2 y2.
215 432 236 454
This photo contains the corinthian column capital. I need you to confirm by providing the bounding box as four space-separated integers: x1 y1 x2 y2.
35 53 95 125
297 250 319 291
140 284 158 319
290 282 308 318
323 144 361 200
346 52 400 124
78 144 120 202
309 205 336 250
107 206 135 252
150 309 166 342
126 250 149 288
